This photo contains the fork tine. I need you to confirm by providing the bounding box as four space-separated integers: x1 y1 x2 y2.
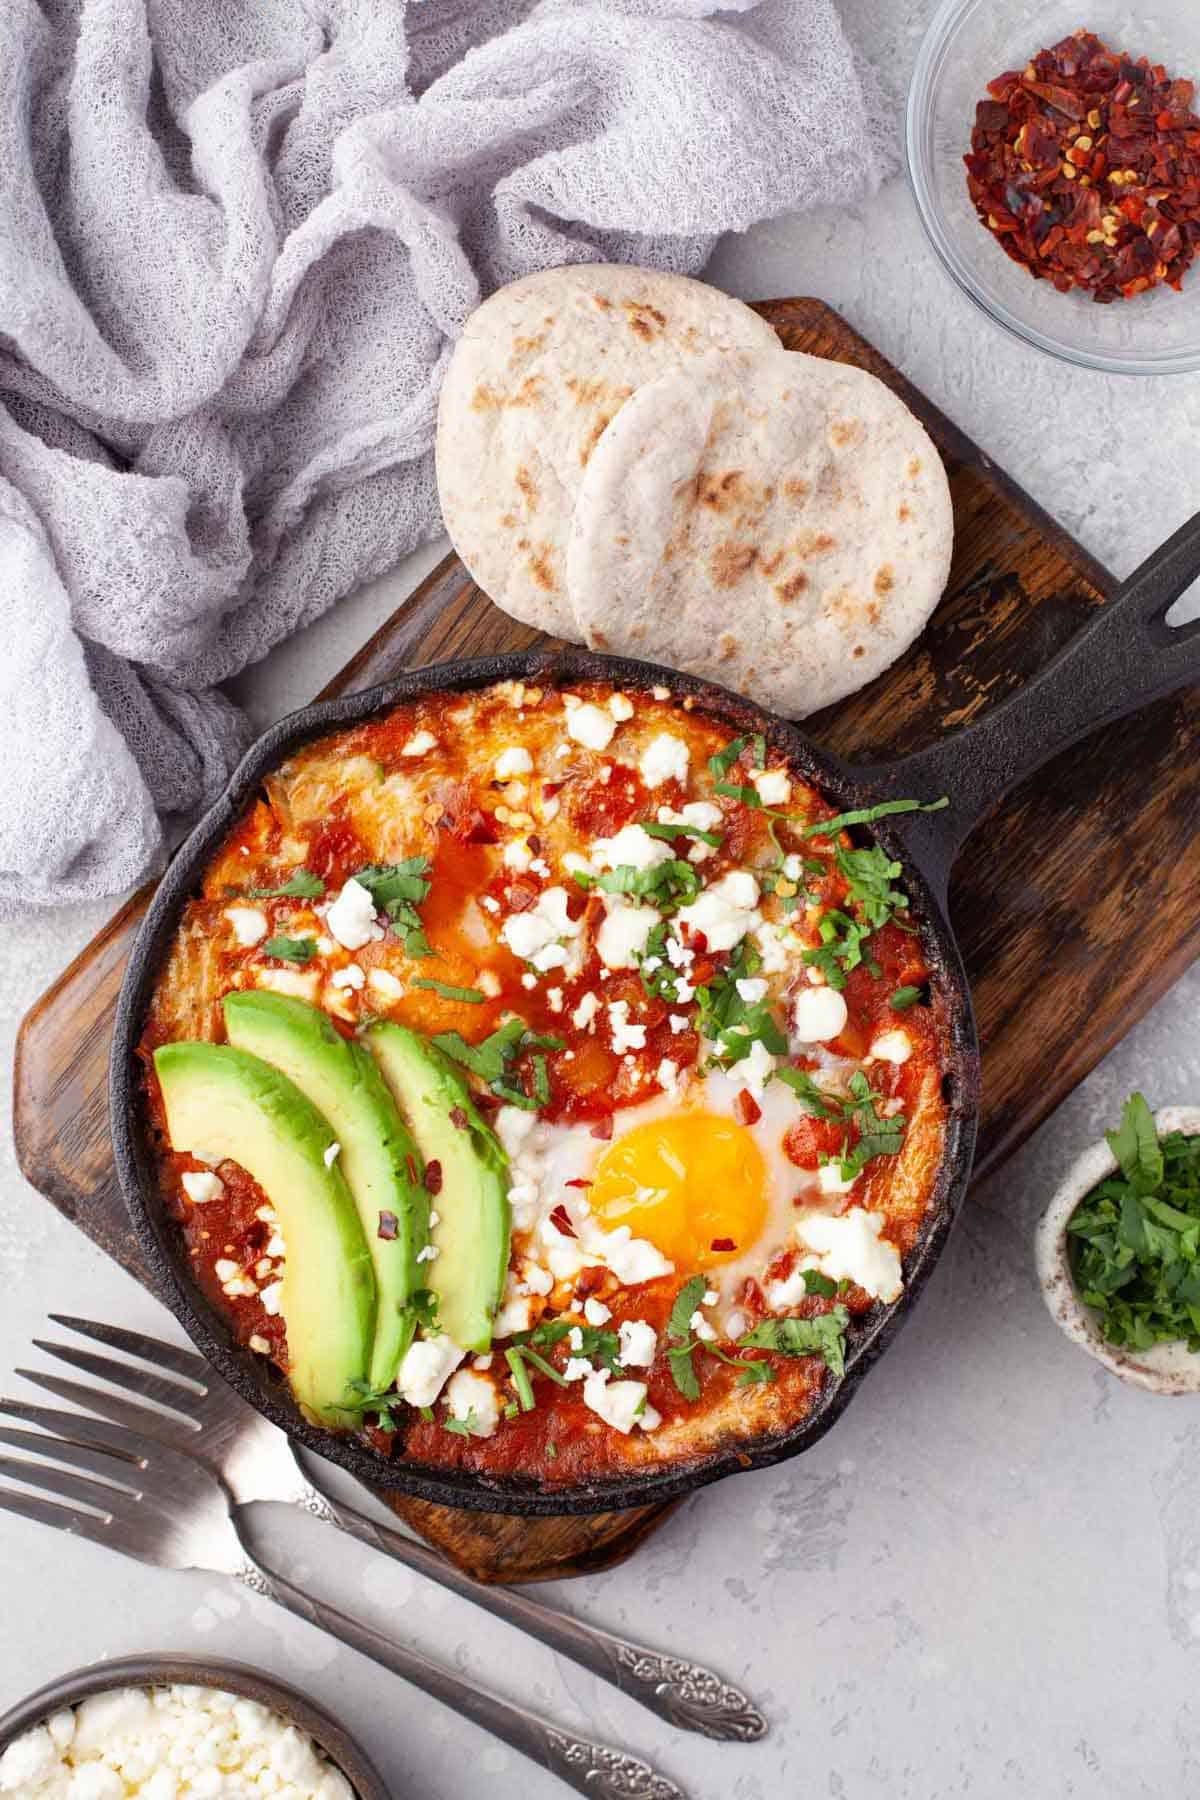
0 1427 145 1491
0 1399 165 1467
15 1368 201 1439
48 1316 210 1386
0 1484 120 1550
0 1450 138 1515
32 1339 206 1415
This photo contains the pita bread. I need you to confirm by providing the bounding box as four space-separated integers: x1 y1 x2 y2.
435 266 779 635
566 349 954 717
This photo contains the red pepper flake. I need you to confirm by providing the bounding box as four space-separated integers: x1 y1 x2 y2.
590 1116 614 1141
733 1088 762 1126
405 1153 419 1187
564 1177 593 1189
965 30 1200 301
549 1203 577 1238
711 1236 737 1253
377 1210 399 1240
449 1106 469 1131
424 1160 443 1196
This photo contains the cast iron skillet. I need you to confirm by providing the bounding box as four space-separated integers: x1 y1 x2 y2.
112 512 1200 1517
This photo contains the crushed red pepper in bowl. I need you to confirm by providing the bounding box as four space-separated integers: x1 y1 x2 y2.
965 30 1200 302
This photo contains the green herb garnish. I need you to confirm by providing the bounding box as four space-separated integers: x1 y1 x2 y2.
354 857 433 958
642 819 724 849
505 1347 537 1412
572 857 701 914
261 935 317 964
774 1067 840 1117
434 1018 563 1112
414 978 486 1004
739 1307 851 1378
246 868 325 900
444 1411 478 1437
665 1275 707 1399
635 920 685 1004
1067 1093 1200 1352
695 940 787 1069
343 1378 401 1431
800 797 949 840
889 986 923 1012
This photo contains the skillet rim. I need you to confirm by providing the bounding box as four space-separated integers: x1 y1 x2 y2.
111 646 979 1517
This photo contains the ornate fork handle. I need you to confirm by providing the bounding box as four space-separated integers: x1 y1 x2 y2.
304 1486 766 1742
236 1554 686 1800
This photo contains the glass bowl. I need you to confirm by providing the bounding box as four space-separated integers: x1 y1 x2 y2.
906 0 1200 373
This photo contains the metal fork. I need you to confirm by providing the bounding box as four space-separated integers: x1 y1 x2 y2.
0 1389 687 1800
19 1316 765 1743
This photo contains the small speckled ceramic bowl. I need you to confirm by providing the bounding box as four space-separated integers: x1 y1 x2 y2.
1036 1106 1200 1392
0 1656 389 1799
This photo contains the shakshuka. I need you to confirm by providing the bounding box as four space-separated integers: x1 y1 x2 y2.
140 678 951 1487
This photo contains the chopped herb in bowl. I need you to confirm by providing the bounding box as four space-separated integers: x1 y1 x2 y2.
1067 1093 1200 1353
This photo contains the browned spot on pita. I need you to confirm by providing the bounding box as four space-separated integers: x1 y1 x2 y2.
866 601 881 626
471 382 502 412
758 550 784 577
717 632 738 662
853 645 865 659
775 572 809 603
794 529 837 559
784 477 810 503
508 375 544 409
511 332 547 360
874 565 895 596
710 541 757 588
580 411 616 465
515 466 538 509
696 469 745 510
565 375 616 408
907 457 922 478
662 538 680 563
898 502 912 522
593 626 611 645
499 512 516 530
628 315 654 341
527 544 557 592
593 296 612 311
829 418 864 449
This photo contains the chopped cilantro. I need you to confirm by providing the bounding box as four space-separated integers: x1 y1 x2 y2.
665 1275 707 1399
342 1378 400 1431
434 1018 563 1111
774 1068 839 1117
354 857 433 958
1068 1093 1200 1352
696 940 787 1068
739 1306 851 1378
414 977 486 1004
246 868 325 899
505 1346 536 1411
444 1411 478 1437
774 1069 906 1179
800 797 949 840
636 920 686 1004
642 819 724 849
572 857 700 914
514 1318 622 1374
889 986 923 1012
261 935 316 964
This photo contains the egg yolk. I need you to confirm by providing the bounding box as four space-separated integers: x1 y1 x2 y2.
588 1113 769 1274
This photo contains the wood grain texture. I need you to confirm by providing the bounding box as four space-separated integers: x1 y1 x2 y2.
13 297 1198 1582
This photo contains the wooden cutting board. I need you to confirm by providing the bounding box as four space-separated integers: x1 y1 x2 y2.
13 298 1199 1585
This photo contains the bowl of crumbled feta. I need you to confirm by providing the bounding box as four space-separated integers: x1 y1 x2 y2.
0 1657 388 1800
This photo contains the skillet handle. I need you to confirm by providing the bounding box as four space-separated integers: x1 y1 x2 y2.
844 508 1200 904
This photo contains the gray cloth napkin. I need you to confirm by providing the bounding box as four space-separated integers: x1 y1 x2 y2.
0 0 892 914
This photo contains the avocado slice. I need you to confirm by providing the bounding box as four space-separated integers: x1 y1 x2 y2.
223 991 430 1390
153 1041 374 1424
363 1022 510 1352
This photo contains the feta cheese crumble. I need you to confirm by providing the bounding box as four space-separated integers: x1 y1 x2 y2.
500 886 581 971
324 877 377 951
638 733 690 788
224 905 268 947
793 1206 904 1302
180 1171 224 1205
402 730 438 756
617 1319 657 1367
0 1686 355 1800
564 700 616 751
676 869 761 952
494 746 533 779
752 767 791 806
444 1368 501 1437
396 1334 465 1408
582 1369 660 1434
869 1029 913 1064
595 896 661 970
792 986 849 1044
